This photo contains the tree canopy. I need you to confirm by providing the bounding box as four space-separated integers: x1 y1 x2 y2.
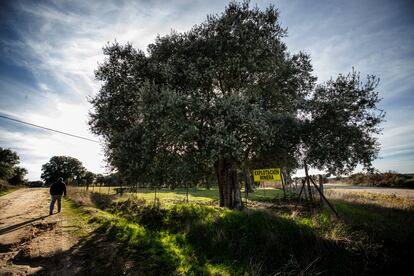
41 156 86 185
0 147 20 180
89 2 384 209
0 147 28 185
303 70 384 175
8 167 28 186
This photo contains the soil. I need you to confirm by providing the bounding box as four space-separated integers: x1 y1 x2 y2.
0 188 81 275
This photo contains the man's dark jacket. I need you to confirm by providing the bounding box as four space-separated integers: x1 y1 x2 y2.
50 180 67 196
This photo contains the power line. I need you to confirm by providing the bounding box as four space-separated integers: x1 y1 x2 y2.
0 114 99 143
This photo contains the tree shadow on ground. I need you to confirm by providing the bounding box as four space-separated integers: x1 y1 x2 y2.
0 215 49 235
331 199 414 275
11 228 134 276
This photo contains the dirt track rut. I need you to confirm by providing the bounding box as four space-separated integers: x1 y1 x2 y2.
0 188 77 275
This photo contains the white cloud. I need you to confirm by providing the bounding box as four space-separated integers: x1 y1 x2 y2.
0 0 227 180
1 0 413 179
0 102 105 180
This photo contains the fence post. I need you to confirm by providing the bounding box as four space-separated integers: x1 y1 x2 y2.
318 175 324 205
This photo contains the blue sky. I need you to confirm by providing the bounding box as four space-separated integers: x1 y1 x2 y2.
0 0 413 180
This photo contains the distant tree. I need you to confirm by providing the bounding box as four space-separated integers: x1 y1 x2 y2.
302 71 385 174
83 171 96 189
8 166 28 186
0 147 28 186
95 173 105 185
41 156 86 185
0 147 20 180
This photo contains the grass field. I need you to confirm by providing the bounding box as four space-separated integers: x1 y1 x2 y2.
78 186 285 205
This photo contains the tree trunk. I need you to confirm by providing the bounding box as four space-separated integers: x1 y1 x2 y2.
204 175 210 190
215 159 243 210
244 166 254 193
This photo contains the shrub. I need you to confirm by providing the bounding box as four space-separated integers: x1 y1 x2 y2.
348 172 414 188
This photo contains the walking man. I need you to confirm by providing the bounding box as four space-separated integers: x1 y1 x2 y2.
49 177 67 215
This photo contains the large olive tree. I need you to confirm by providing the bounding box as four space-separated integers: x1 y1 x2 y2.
90 2 314 209
89 2 383 209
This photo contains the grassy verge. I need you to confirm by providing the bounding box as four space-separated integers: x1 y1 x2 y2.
0 186 19 197
61 198 95 239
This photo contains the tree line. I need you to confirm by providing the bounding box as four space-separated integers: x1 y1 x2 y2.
40 155 120 188
0 148 117 188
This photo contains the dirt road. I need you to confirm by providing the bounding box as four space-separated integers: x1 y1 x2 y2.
0 188 79 275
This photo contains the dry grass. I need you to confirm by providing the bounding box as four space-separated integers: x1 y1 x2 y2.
326 190 414 210
67 187 119 209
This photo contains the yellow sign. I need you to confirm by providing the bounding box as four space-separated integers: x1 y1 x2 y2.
253 168 281 182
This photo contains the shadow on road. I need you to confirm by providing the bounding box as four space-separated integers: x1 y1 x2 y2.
0 215 49 235
20 229 129 275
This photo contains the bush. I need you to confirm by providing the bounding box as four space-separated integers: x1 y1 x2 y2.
0 179 15 195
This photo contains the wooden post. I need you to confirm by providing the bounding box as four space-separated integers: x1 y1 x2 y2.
280 161 287 200
294 179 306 209
318 175 324 205
154 186 157 205
298 179 305 201
302 178 308 201
244 174 248 207
309 177 339 218
186 182 189 203
281 172 287 200
304 162 313 203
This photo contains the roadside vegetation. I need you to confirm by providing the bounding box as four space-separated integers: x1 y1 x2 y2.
326 171 414 188
0 180 18 197
66 186 413 275
0 147 28 195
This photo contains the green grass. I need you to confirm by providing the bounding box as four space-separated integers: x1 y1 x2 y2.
79 186 285 205
61 198 95 238
89 201 330 275
66 187 414 275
